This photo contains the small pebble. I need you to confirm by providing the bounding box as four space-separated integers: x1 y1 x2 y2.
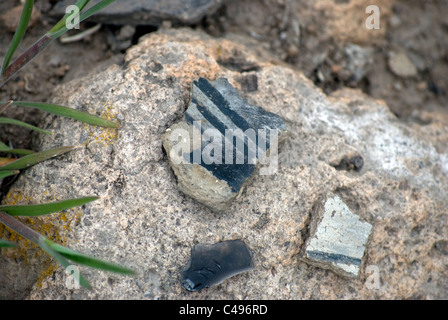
388 52 418 78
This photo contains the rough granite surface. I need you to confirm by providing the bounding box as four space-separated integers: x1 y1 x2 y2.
0 28 447 299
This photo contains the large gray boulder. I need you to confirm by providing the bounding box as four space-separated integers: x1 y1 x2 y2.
51 0 228 25
1 28 447 299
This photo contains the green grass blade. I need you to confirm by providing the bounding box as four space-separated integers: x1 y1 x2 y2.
7 101 121 128
0 1 114 86
49 0 116 39
0 146 74 170
0 239 18 248
0 140 35 155
0 212 91 288
38 237 91 289
0 196 98 217
0 170 19 179
0 148 34 156
0 1 116 86
78 0 116 25
0 141 10 151
0 117 52 135
50 0 90 34
42 238 135 275
0 35 52 87
1 0 34 76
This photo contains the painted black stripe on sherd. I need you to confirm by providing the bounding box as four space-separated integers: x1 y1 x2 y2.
182 79 261 192
191 93 269 160
201 161 255 193
183 119 255 193
184 147 255 193
191 97 228 138
195 78 252 132
184 139 255 193
307 250 362 267
185 112 195 125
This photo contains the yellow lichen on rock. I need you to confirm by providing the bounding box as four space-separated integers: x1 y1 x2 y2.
0 190 82 259
0 190 86 290
34 261 55 288
84 102 119 147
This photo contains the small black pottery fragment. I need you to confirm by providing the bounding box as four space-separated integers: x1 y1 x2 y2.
180 239 255 291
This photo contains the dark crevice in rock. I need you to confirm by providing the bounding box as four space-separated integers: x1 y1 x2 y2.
237 73 259 92
331 155 364 172
299 195 322 249
217 57 261 73
132 25 159 45
0 174 20 203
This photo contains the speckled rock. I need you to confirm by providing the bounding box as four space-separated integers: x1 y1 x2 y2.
1 28 447 300
388 51 418 78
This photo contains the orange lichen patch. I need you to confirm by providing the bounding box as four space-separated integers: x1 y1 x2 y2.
179 55 219 82
83 102 119 147
126 34 169 61
159 37 220 90
166 55 220 90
